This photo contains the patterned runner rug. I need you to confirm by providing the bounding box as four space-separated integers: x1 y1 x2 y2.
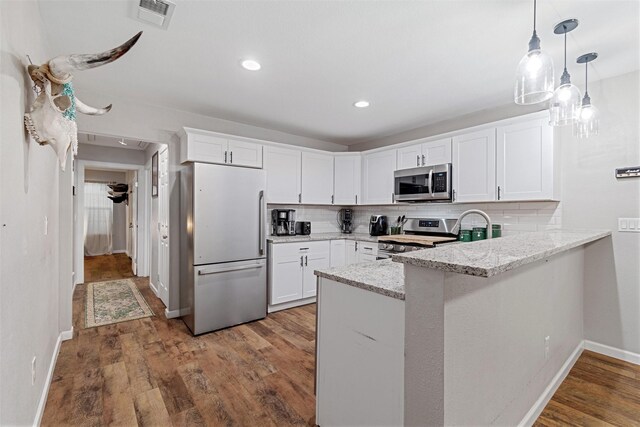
85 279 154 328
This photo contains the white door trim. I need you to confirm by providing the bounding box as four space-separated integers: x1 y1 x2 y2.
75 160 149 285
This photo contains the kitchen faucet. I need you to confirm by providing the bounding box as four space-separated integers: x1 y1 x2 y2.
451 209 493 239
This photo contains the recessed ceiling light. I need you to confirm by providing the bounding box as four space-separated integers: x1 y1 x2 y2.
241 59 261 71
354 100 370 108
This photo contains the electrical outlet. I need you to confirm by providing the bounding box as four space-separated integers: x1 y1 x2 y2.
544 336 550 360
31 357 36 385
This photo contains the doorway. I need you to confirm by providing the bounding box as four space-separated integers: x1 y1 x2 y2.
82 167 139 282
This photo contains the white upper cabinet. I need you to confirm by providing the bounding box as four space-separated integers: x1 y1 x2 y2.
452 128 496 203
362 149 397 204
496 117 556 201
264 146 302 204
227 140 263 168
421 138 452 167
334 154 361 205
397 144 423 170
180 129 227 164
301 151 334 205
180 128 262 168
396 138 452 170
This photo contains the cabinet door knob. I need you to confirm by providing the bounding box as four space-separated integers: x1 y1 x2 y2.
300 256 304 267
305 255 308 266
224 151 228 163
417 155 420 166
497 186 501 200
230 151 233 163
422 154 426 166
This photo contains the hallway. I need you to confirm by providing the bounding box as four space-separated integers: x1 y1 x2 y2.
84 254 135 283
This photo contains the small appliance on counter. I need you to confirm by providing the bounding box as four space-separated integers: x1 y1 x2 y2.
338 208 354 234
272 209 296 236
369 215 388 236
295 221 311 235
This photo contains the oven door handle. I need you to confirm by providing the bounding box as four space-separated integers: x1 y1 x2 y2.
428 169 433 197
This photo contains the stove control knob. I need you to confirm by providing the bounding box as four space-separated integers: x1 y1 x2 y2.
397 246 406 252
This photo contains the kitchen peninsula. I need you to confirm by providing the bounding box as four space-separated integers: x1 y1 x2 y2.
314 229 611 426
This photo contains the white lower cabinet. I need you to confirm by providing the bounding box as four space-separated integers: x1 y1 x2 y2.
346 240 358 265
330 240 346 268
268 241 330 310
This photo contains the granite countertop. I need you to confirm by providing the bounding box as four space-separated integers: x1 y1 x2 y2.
268 233 378 244
314 259 405 300
392 229 611 278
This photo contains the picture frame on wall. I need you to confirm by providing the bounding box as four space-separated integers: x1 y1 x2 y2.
151 151 158 198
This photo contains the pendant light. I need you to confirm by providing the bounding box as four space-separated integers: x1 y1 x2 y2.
549 19 581 126
574 52 599 138
515 0 555 105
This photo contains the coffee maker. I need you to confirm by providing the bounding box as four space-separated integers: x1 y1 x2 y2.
272 209 296 236
338 208 354 234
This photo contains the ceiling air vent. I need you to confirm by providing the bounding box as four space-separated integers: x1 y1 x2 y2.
136 0 175 29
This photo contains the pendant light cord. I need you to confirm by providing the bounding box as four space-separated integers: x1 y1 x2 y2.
563 33 567 70
584 62 589 96
533 0 537 34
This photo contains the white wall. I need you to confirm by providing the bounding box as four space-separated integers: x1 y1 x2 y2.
77 143 146 165
85 170 128 253
561 71 639 355
0 1 72 424
75 89 348 152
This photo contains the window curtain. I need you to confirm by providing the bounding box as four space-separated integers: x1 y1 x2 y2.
84 183 113 256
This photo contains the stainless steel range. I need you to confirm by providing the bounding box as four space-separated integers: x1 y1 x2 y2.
377 218 458 259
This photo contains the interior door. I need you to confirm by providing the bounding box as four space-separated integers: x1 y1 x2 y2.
130 171 138 275
158 147 170 306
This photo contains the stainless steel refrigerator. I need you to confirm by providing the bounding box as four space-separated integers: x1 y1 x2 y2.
180 162 267 335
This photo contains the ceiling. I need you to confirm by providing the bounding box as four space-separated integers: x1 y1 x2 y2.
38 1 639 145
78 132 148 150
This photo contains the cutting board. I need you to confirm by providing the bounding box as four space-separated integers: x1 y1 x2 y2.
378 235 458 246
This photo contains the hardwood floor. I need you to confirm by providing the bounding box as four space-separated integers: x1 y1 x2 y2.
46 256 639 426
84 253 135 282
43 261 317 426
535 350 640 426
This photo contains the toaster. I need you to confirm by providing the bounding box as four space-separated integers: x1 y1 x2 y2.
295 221 311 235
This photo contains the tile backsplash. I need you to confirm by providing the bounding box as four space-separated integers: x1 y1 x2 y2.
268 202 561 237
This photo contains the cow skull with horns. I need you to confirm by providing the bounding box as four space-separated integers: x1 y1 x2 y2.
24 32 142 171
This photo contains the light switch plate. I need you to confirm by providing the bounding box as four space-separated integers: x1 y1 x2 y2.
619 218 640 232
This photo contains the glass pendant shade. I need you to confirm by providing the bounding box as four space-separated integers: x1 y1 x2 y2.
549 82 582 126
574 102 599 138
515 47 555 105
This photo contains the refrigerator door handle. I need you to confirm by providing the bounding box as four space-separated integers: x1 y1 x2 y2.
198 264 264 276
259 190 265 255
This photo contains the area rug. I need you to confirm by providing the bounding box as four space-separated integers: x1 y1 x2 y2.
85 279 154 328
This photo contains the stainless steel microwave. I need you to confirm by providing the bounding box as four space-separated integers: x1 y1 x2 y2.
394 163 452 202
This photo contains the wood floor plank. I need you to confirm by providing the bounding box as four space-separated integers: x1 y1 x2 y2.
535 399 616 427
101 362 138 426
133 388 172 427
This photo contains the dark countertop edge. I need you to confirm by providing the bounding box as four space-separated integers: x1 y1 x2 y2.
392 230 612 278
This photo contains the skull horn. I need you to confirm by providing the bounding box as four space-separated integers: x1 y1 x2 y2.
75 97 112 116
48 31 142 80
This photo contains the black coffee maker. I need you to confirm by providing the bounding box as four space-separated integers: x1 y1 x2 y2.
369 215 388 236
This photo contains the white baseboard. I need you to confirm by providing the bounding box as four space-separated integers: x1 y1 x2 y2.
165 308 185 319
268 297 316 313
33 329 69 426
584 340 640 365
149 281 159 297
60 327 74 342
112 249 127 254
518 341 584 427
